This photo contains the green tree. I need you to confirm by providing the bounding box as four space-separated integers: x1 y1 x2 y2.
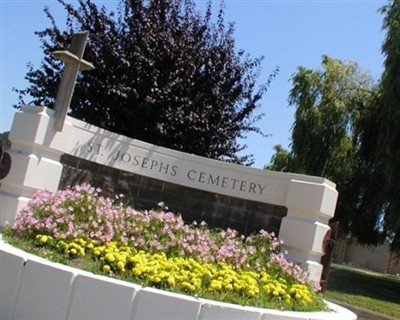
364 0 400 253
15 0 277 165
0 132 11 151
266 56 381 245
264 144 292 172
341 1 400 254
287 56 374 181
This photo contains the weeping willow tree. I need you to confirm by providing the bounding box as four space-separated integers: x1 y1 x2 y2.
288 56 375 180
346 0 400 254
266 55 382 247
267 0 400 254
366 0 400 253
267 56 376 182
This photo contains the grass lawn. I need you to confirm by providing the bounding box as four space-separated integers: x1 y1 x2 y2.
324 264 400 318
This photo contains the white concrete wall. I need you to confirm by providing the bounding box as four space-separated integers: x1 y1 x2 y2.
0 106 339 282
0 238 357 320
334 239 400 274
346 241 390 273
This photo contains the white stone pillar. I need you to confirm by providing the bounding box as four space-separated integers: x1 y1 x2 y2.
279 179 338 282
0 106 71 226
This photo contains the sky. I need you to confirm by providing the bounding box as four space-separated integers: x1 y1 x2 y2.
0 0 386 168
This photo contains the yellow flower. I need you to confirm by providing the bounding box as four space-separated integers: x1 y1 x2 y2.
105 253 115 262
151 276 161 283
209 280 222 290
233 283 243 291
167 276 176 287
79 248 85 256
39 235 48 244
102 265 111 273
117 261 125 270
132 267 142 277
224 283 233 291
77 238 86 246
247 289 256 297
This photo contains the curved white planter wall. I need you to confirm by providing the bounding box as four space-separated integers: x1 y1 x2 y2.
0 238 357 320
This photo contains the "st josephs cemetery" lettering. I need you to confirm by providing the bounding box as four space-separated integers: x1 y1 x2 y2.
85 141 267 196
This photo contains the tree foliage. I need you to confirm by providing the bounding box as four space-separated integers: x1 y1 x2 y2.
367 0 400 253
287 56 374 181
15 0 277 165
267 56 375 180
0 132 11 151
339 0 400 254
265 144 292 172
266 56 385 249
267 0 400 254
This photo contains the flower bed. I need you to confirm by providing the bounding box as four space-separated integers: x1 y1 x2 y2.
3 184 354 318
0 237 357 320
